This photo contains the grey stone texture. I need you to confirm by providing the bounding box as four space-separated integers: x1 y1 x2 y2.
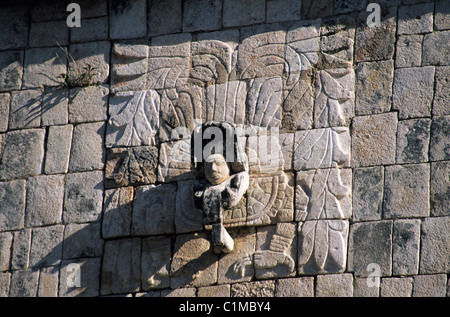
29 225 64 267
69 85 109 123
352 166 384 222
69 122 106 172
422 31 450 66
148 0 182 37
396 118 431 164
392 220 420 275
44 125 73 175
10 229 31 270
223 0 265 28
23 47 67 89
70 17 109 43
267 0 302 23
110 0 147 39
42 87 69 126
381 277 413 297
395 35 422 68
0 94 10 132
429 116 450 161
9 89 42 130
420 216 450 274
59 258 102 297
183 0 222 32
316 274 353 297
0 232 13 271
430 161 450 217
398 3 434 35
9 269 39 297
0 6 29 50
29 21 69 48
63 222 103 259
435 0 450 30
433 66 450 116
0 50 24 92
275 277 314 297
231 280 275 297
413 274 448 297
102 187 134 239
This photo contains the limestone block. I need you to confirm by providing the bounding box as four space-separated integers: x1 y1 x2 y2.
63 222 103 259
294 127 350 170
101 238 141 295
430 116 450 161
396 119 431 164
29 21 69 47
353 277 379 297
30 1 69 22
380 277 413 297
334 0 365 14
267 0 302 23
162 288 196 297
433 67 450 116
63 171 104 223
0 94 10 132
0 6 29 50
420 216 450 274
348 220 393 277
0 273 11 297
175 180 203 233
198 284 230 297
38 267 59 297
141 236 171 290
107 90 159 147
23 47 67 89
422 30 450 66
70 17 108 43
171 232 218 288
205 81 246 123
69 85 108 123
76 0 108 18
29 225 64 267
132 184 176 235
11 229 31 270
431 161 450 217
413 274 448 297
69 122 106 172
223 0 265 28
102 187 133 239
356 60 393 115
60 258 101 297
0 50 23 92
110 0 147 39
435 0 450 30
42 87 69 126
148 0 182 37
246 77 282 128
158 140 193 182
301 0 333 19
392 220 420 276
9 269 39 297
231 280 275 297
279 133 294 170
0 232 13 271
111 43 148 93
351 113 397 167
383 164 430 219
316 274 353 297
395 35 422 68
183 0 221 32
9 89 42 130
45 125 73 175
352 167 383 222
25 175 64 227
275 277 314 297
247 128 283 174
320 16 355 67
0 129 45 181
398 3 434 35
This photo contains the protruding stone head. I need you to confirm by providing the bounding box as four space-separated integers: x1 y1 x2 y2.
204 153 230 185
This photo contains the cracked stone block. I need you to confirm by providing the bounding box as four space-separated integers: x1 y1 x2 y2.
63 171 104 223
29 21 69 47
231 280 275 297
422 30 450 66
0 6 29 50
132 184 176 235
393 219 420 275
9 89 42 130
0 94 10 132
393 66 434 119
413 274 448 297
70 17 109 43
69 85 108 123
420 216 450 274
0 50 23 92
110 0 147 39
0 129 45 181
45 125 73 175
148 0 182 37
29 225 64 268
348 221 393 277
433 67 450 116
10 229 31 270
435 0 450 30
351 113 397 167
25 175 64 227
316 274 353 297
395 35 422 68
356 60 393 115
9 269 39 297
23 47 67 89
38 266 59 297
59 258 101 297
183 0 221 32
42 87 69 126
430 116 450 161
396 119 431 164
141 236 171 290
0 232 13 271
275 277 314 297
69 122 106 172
103 187 133 239
381 277 413 297
398 3 434 35
101 238 141 295
431 161 450 217
223 0 265 27
383 164 430 219
352 167 383 222
63 222 103 259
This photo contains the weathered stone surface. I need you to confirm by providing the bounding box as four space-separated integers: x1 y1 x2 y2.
141 236 171 290
351 113 397 167
395 35 422 68
198 284 230 297
356 60 393 115
301 0 333 19
431 161 450 217
396 119 431 164
398 3 434 35
68 41 110 85
247 129 283 174
105 146 158 188
171 233 218 288
279 133 294 171
110 0 147 39
23 47 67 89
29 225 64 267
161 288 196 297
63 222 103 259
420 216 450 274
433 67 450 116
148 0 182 37
0 50 23 92
205 81 246 123
352 167 383 222
267 0 301 23
231 280 275 297
175 180 204 233
25 175 64 227
69 122 106 172
29 21 69 47
348 221 393 277
9 89 42 130
383 164 430 219
132 184 176 235
37 266 59 297
320 16 355 67
69 85 108 123
422 31 450 66
430 116 450 161
435 0 450 30
334 0 365 14
71 17 108 43
0 129 45 181
63 171 104 223
101 238 141 295
30 1 69 22
0 94 10 132
246 77 282 128
0 6 28 50
413 274 447 297
9 269 39 297
223 0 265 27
294 127 350 170
103 187 133 239
353 277 379 297
275 277 314 297
158 140 193 182
42 87 68 126
111 44 148 93
0 273 11 297
10 229 31 270
183 0 221 32
59 258 101 297
0 232 13 271
45 125 73 175
393 220 420 275
316 274 353 297
380 277 413 297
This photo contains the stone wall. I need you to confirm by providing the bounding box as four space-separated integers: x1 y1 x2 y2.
0 0 449 297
